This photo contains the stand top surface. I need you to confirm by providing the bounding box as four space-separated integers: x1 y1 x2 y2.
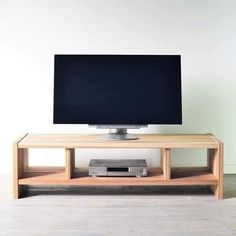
16 133 221 149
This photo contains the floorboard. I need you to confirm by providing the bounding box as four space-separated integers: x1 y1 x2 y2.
1 174 236 236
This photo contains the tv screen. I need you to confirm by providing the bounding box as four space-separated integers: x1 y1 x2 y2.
53 55 182 125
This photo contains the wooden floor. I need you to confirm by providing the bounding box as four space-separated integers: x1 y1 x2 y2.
1 175 236 236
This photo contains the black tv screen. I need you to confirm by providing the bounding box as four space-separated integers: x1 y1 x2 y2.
53 55 182 125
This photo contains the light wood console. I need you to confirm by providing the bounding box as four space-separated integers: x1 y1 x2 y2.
13 133 224 199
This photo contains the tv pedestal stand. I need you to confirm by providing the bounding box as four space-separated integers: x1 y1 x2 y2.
13 133 224 199
101 128 139 140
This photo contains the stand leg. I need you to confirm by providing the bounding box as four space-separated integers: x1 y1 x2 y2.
208 143 224 199
13 146 28 199
65 148 75 179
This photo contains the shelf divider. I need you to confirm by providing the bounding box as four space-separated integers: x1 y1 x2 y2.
65 148 75 179
161 148 171 180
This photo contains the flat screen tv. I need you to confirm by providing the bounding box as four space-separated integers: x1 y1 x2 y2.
53 54 182 140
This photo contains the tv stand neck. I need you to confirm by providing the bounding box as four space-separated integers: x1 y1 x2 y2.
101 128 139 140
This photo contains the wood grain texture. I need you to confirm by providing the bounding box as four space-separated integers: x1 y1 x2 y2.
18 133 219 148
18 167 217 186
13 142 19 199
65 148 75 179
208 143 224 199
218 142 224 199
13 133 28 199
13 133 224 199
162 148 171 180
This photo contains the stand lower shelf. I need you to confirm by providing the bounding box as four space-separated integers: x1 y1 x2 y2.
13 133 224 199
19 167 217 186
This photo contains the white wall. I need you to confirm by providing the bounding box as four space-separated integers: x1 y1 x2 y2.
0 0 235 174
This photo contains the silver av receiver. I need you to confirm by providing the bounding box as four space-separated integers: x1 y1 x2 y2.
89 159 147 177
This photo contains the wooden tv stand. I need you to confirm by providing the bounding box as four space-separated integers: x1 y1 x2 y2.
13 133 224 199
